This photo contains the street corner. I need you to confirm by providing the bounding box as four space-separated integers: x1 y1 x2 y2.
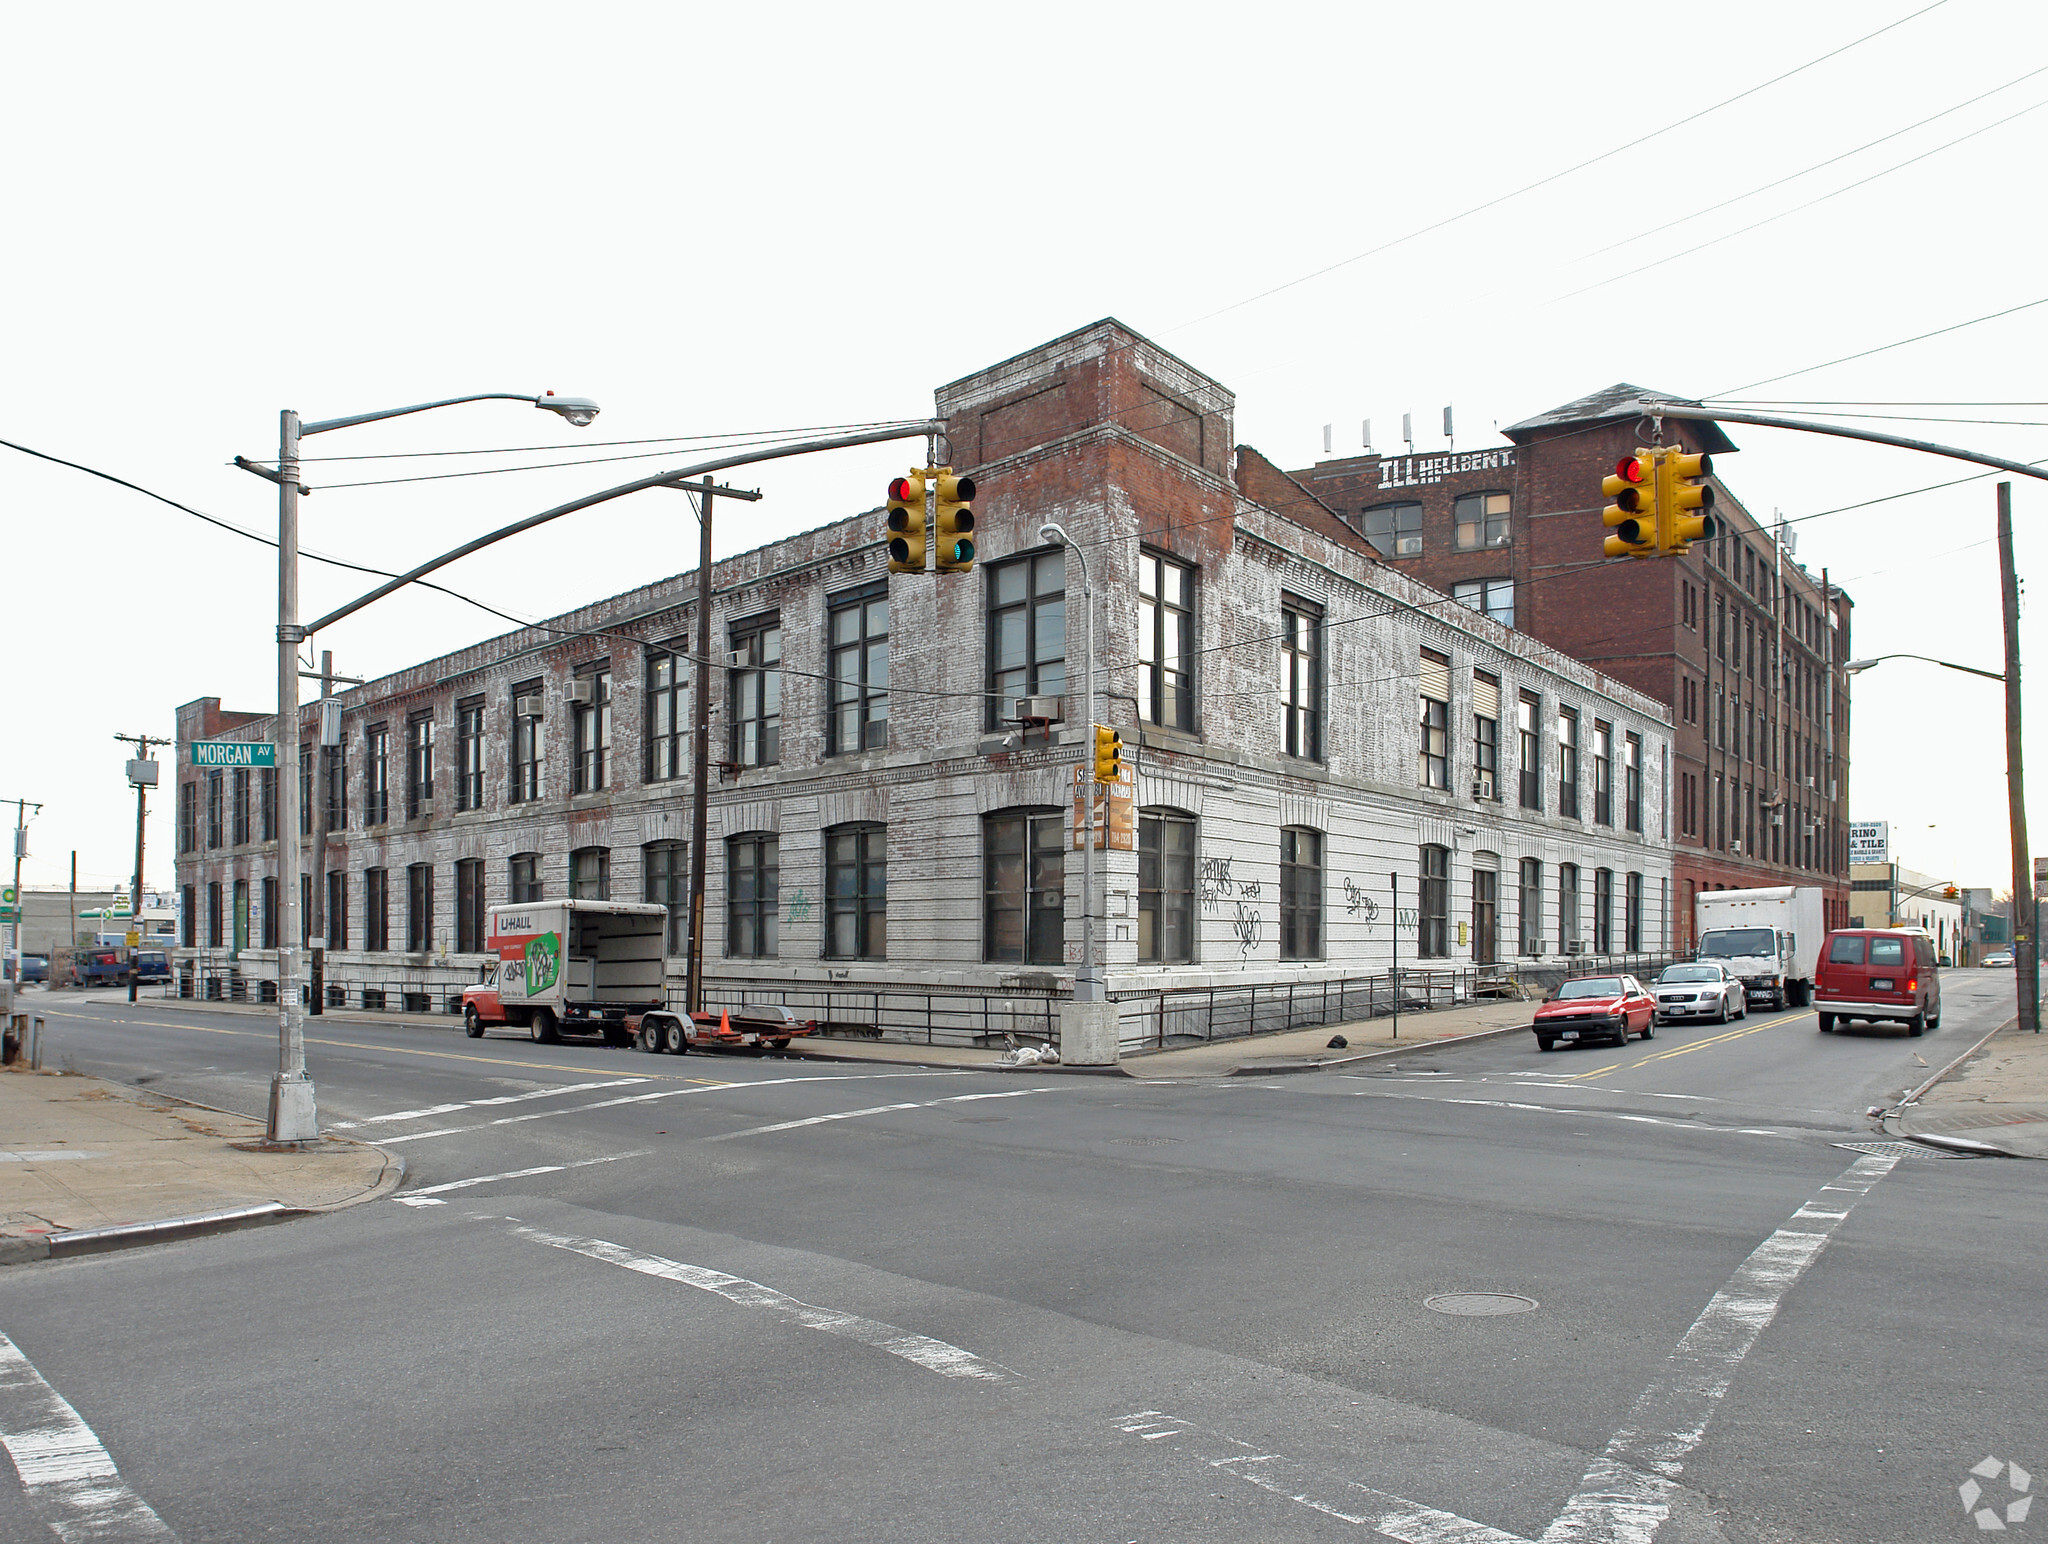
1889 1018 2048 1160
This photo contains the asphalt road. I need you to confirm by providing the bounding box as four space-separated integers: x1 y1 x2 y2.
0 971 2037 1544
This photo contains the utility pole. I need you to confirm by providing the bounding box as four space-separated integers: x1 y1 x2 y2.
4 799 39 973
1996 483 2038 1033
114 734 168 1003
310 651 334 1016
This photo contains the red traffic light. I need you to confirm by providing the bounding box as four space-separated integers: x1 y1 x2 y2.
1615 456 1645 484
888 476 919 502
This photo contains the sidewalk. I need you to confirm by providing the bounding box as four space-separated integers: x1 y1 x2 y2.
1890 1021 2048 1160
0 1066 402 1265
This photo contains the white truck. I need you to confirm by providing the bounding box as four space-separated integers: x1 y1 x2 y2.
1694 885 1824 1009
461 900 670 1045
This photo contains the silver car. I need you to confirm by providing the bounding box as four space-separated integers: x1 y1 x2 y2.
1652 962 1747 1024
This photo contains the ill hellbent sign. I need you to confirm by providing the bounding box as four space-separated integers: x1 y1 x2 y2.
189 741 277 768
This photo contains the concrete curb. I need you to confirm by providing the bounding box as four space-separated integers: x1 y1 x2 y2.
1225 1020 1534 1076
1883 1013 2039 1160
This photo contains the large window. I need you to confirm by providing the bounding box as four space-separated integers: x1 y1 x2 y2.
1361 501 1421 557
1473 672 1500 800
364 868 389 952
645 649 687 782
1281 599 1322 761
1418 844 1449 958
729 618 782 768
326 871 348 949
987 551 1065 726
365 724 390 827
983 809 1064 965
207 881 223 948
1518 693 1541 811
1593 868 1614 954
182 883 197 948
1592 721 1613 826
726 834 779 958
406 863 433 953
1557 707 1580 819
455 698 485 811
1624 733 1644 832
261 877 278 950
456 859 485 954
1280 827 1323 960
407 712 435 821
509 852 543 905
1625 872 1644 951
644 840 687 955
230 769 250 846
1558 863 1581 953
324 743 348 831
206 771 223 849
1418 648 1450 789
1471 861 1498 967
1518 858 1543 956
299 743 313 836
178 780 196 854
824 823 887 960
570 847 610 901
1453 491 1511 550
573 668 611 793
1137 809 1196 964
510 680 543 804
1451 578 1514 628
826 584 890 756
1138 552 1194 732
260 767 277 841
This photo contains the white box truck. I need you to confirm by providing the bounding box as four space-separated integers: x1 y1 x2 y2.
1694 885 1825 1009
461 900 670 1045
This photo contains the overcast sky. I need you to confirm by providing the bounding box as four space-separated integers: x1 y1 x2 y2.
3 1 2041 900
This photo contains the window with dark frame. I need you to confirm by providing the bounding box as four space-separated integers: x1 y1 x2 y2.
182 883 197 948
1471 864 1497 966
1625 871 1644 951
1418 648 1450 789
179 780 196 854
726 833 779 958
260 768 277 841
1519 858 1543 956
509 852 542 905
326 870 348 950
1453 490 1511 550
1557 707 1580 819
1418 845 1449 958
1624 732 1643 832
824 823 887 960
1138 552 1194 733
573 668 611 793
261 877 278 950
570 846 610 901
364 868 389 952
643 840 687 955
1361 501 1422 557
645 649 687 782
299 744 312 836
324 743 348 832
986 552 1065 727
1451 577 1514 628
456 698 485 811
455 858 485 954
1592 720 1613 826
1518 692 1541 811
1473 672 1500 799
1558 862 1581 953
1280 827 1323 960
827 585 890 755
1137 809 1196 964
983 808 1064 965
1594 867 1614 953
729 619 782 767
206 771 223 848
407 711 435 820
406 863 433 953
1281 600 1322 761
232 769 250 846
301 874 311 948
510 681 543 804
365 724 390 826
207 881 222 948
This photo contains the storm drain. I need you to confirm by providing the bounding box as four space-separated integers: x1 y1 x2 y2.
1109 1136 1181 1146
1833 1140 1981 1162
1425 1293 1539 1316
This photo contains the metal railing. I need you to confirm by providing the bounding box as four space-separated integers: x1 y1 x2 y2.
1114 967 1483 1052
682 982 1062 1050
167 966 466 1015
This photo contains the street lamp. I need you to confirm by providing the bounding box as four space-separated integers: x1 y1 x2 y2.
237 390 600 1146
1843 653 2004 683
1036 522 1103 1008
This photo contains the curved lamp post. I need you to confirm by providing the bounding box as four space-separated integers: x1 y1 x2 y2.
1843 653 2004 683
1035 522 1102 1007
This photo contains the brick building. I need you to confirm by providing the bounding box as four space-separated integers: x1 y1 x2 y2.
173 322 1674 1043
1291 384 1852 948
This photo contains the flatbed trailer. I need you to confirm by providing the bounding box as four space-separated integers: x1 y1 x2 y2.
634 1003 818 1056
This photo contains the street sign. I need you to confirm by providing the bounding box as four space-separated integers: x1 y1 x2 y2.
190 741 276 768
1848 821 1889 865
1071 765 1135 852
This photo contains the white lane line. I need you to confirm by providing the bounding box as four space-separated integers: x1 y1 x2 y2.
0 1153 107 1164
1538 1153 1899 1544
373 1071 966 1145
512 1225 1018 1383
1114 1411 1531 1543
0 1329 177 1541
397 1149 654 1202
701 1087 1048 1144
330 1077 651 1128
1349 1090 1788 1139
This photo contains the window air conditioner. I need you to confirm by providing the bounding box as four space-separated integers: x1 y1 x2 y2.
1492 534 1512 547
567 679 595 706
1566 940 1586 955
725 649 750 669
1395 536 1423 556
513 695 543 720
1472 776 1494 801
1013 696 1064 721
1730 840 1744 855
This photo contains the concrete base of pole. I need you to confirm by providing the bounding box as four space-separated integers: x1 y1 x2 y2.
267 1073 320 1144
1058 1000 1121 1066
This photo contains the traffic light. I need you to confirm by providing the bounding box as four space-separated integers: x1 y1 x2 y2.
1944 885 1960 900
1602 452 1656 559
934 470 976 573
1093 724 1123 784
1659 449 1718 553
887 472 927 573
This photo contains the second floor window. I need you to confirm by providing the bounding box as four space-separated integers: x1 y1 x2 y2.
365 725 390 826
1281 601 1322 760
828 586 889 755
730 619 782 767
987 552 1065 726
646 649 687 782
1518 693 1541 811
573 669 611 793
1452 577 1514 629
407 712 434 820
260 768 277 841
324 745 348 832
1453 491 1511 550
1473 671 1500 800
1557 707 1580 819
206 772 223 848
456 699 485 811
1625 732 1644 832
1418 649 1450 789
1592 721 1613 826
511 682 543 803
232 769 250 846
1138 552 1194 732
179 781 196 853
1361 501 1421 557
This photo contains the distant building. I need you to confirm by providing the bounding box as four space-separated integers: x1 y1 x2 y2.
1850 861 1963 958
1290 384 1853 948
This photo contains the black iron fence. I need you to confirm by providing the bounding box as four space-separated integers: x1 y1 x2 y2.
683 982 1062 1050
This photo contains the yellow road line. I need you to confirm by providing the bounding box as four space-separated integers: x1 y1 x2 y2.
1564 1062 1625 1081
1625 1012 1815 1068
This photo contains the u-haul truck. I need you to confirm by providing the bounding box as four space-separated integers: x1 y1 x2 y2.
461 900 669 1045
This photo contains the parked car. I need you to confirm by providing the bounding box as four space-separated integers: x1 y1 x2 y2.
4 953 49 984
132 950 170 983
1814 928 1942 1036
1982 950 2015 968
1650 962 1746 1024
1533 975 1655 1051
68 948 132 988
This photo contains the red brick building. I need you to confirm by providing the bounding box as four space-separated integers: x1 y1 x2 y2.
1290 384 1852 948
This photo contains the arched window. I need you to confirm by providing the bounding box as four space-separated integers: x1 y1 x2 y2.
1138 808 1197 964
983 808 1064 965
824 823 887 960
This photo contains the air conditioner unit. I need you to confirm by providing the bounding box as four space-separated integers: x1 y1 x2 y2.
1566 940 1586 955
1492 534 1512 547
1471 776 1494 801
1804 776 1816 788
567 678 595 706
513 695 543 720
1730 840 1744 855
1013 695 1064 722
725 649 750 669
1395 536 1423 556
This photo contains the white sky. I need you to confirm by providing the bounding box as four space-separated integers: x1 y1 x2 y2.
3 1 2041 901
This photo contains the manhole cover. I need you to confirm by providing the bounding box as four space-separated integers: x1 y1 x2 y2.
1109 1136 1181 1146
1425 1293 1538 1316
1834 1140 1980 1161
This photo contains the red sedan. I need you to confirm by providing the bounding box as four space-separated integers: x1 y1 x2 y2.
1532 975 1656 1052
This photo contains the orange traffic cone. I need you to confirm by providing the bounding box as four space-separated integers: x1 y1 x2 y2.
718 1008 734 1039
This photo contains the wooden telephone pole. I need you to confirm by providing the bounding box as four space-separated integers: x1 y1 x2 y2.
113 735 168 1003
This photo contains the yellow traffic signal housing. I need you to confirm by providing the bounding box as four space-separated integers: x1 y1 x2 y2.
1093 724 1123 784
886 472 928 573
934 470 976 573
1660 449 1718 552
1601 452 1656 559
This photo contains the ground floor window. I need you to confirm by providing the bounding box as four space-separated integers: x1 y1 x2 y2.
984 809 1064 965
456 858 485 954
644 840 687 955
1138 809 1196 964
1558 863 1581 953
1280 827 1323 960
1418 844 1449 958
407 864 433 953
365 868 389 952
727 833 779 958
1625 871 1643 951
1518 859 1542 956
1593 868 1614 954
825 823 886 960
510 852 542 904
1471 861 1497 966
326 871 348 950
570 846 609 901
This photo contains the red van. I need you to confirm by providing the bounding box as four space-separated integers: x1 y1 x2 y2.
1813 929 1942 1036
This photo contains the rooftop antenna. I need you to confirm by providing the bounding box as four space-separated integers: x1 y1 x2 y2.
1443 405 1455 453
1402 412 1414 454
1361 418 1373 453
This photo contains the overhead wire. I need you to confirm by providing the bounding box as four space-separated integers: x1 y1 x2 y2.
278 419 936 463
1706 294 2048 397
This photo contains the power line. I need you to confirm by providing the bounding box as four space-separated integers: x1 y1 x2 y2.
279 419 935 464
1706 294 2048 397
